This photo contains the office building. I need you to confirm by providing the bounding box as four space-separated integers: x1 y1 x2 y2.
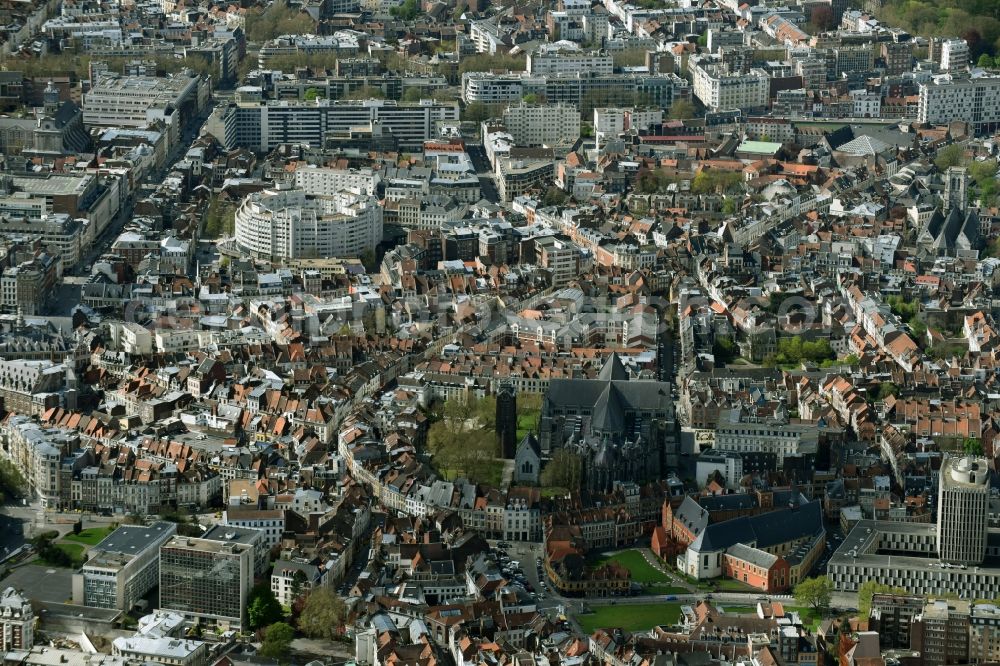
534 235 581 286
917 74 1000 134
82 72 209 142
827 518 1000 599
502 102 580 147
0 588 33 650
462 72 689 110
938 455 989 564
234 187 383 262
73 522 178 611
200 524 269 576
208 99 459 151
159 536 254 630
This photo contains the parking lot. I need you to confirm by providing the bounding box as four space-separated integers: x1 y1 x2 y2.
2 564 74 603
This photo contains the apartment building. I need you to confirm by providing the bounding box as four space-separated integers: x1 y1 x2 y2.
502 102 580 147
0 589 32 651
526 43 613 75
689 56 769 111
939 38 969 72
918 74 1000 133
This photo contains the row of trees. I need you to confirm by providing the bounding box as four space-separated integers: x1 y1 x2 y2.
203 197 236 239
878 0 1000 61
249 583 348 658
246 1 314 42
766 336 835 366
0 459 25 503
426 396 502 484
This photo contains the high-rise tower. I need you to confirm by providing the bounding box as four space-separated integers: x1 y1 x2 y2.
937 455 989 564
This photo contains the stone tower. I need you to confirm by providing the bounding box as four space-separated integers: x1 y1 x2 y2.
495 383 517 458
944 166 968 213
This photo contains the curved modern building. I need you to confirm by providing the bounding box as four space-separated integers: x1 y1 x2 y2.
234 187 382 261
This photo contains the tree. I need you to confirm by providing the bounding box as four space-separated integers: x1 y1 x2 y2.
304 87 325 101
522 93 538 104
722 197 738 215
612 48 649 68
712 336 738 363
462 101 492 123
248 584 285 630
979 53 996 68
540 449 583 492
875 382 899 401
297 587 347 639
964 437 984 455
259 621 295 658
246 1 314 42
934 144 966 171
0 458 26 502
390 0 421 20
542 186 568 207
858 581 907 618
401 87 423 102
809 4 834 32
793 576 832 613
344 85 386 100
426 395 501 484
668 99 696 120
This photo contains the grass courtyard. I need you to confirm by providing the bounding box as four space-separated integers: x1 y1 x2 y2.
516 411 538 440
576 603 682 634
593 550 688 594
38 542 86 568
64 526 115 546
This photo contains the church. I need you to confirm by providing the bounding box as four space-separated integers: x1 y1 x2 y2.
538 353 676 493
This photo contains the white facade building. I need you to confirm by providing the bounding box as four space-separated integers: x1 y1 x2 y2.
526 43 613 75
234 188 383 261
940 38 969 72
689 57 769 111
293 166 380 196
918 74 1000 133
502 102 581 147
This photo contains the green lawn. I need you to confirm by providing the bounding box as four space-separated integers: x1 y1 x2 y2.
516 411 539 440
38 542 86 568
592 551 688 594
64 526 114 546
712 578 758 592
787 606 824 631
577 603 681 634
718 605 757 614
594 550 670 584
